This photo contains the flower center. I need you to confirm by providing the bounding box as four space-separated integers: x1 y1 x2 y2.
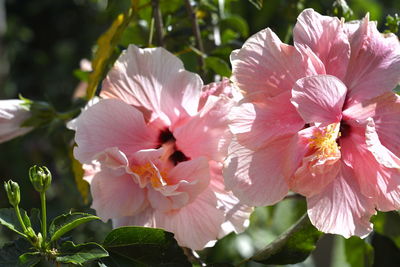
131 162 170 188
309 123 341 159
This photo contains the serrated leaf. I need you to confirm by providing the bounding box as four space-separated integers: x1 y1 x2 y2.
205 57 232 77
86 9 135 100
0 238 32 267
56 241 108 265
103 226 190 266
249 214 322 265
18 252 41 267
344 236 373 267
49 213 99 243
248 0 263 9
0 208 31 237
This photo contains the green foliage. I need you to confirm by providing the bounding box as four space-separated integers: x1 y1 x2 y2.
385 14 400 34
205 56 232 77
56 241 108 265
344 237 373 267
49 213 100 243
86 8 135 100
372 211 400 248
18 252 41 267
102 226 191 266
0 208 31 237
0 238 32 267
249 214 322 264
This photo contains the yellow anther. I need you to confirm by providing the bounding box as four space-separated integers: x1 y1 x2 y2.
309 123 341 159
131 162 169 188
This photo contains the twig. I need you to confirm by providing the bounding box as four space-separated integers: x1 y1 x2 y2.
151 0 164 47
184 0 206 77
183 247 206 266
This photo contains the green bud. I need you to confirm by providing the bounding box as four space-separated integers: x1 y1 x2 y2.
4 180 20 207
26 226 38 242
29 165 52 193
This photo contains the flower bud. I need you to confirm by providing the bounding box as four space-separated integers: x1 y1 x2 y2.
29 165 52 193
4 180 20 207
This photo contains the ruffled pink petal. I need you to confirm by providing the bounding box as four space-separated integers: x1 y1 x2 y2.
344 15 400 105
101 45 203 125
224 135 307 206
294 9 350 79
199 78 233 110
174 95 232 162
168 157 211 202
291 75 347 124
74 99 159 163
229 91 304 150
343 92 400 157
113 208 156 228
307 163 375 238
0 100 32 143
90 165 147 221
289 127 340 197
230 28 311 101
208 168 252 236
154 188 225 250
340 120 400 211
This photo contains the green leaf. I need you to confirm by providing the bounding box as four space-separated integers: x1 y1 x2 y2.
18 252 41 267
344 237 373 267
249 214 322 264
248 0 263 9
220 15 249 37
0 238 32 267
205 57 232 77
0 208 31 237
103 226 190 266
49 212 99 243
86 9 135 100
372 211 400 248
56 241 108 265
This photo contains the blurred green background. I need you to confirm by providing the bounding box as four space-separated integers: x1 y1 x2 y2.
0 0 400 266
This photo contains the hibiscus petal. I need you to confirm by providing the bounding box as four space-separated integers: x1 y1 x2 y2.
74 99 159 163
113 209 156 228
291 75 347 124
307 163 375 238
208 171 252 236
0 100 32 143
101 45 203 125
223 136 307 206
344 15 400 105
174 95 232 162
229 91 304 150
230 28 311 101
154 188 225 250
340 120 400 211
293 8 350 79
343 92 400 157
90 166 147 221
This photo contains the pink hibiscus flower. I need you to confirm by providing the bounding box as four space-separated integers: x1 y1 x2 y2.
225 9 400 237
72 45 251 250
0 99 32 143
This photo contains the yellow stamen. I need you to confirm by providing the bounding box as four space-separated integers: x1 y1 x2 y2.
131 162 169 188
309 123 341 159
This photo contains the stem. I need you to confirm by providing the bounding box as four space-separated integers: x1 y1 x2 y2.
184 0 206 77
151 0 164 47
14 205 28 235
182 247 206 266
40 192 47 242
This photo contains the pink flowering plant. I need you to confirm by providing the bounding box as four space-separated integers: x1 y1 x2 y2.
1 0 400 266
